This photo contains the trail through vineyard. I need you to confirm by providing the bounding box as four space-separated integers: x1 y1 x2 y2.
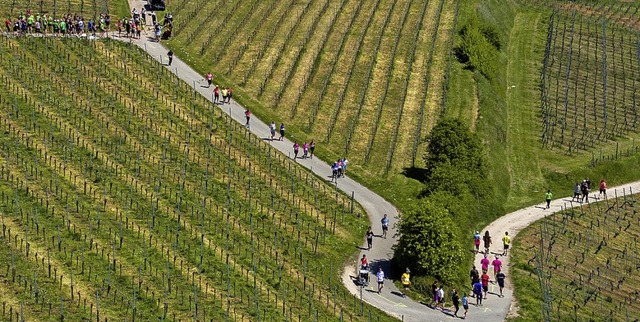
85 0 640 320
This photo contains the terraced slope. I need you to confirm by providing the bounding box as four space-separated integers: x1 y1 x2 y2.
168 0 460 176
0 36 393 322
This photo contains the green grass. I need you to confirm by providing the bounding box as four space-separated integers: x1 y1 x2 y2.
510 192 640 321
0 36 397 321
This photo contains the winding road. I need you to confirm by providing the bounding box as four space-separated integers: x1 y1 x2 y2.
114 4 640 320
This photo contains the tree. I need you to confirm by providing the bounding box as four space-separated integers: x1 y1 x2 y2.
423 118 487 198
393 200 465 283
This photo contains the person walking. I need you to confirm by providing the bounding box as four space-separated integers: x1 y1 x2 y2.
496 271 506 297
279 123 285 141
573 182 581 202
293 142 300 159
167 50 173 66
599 179 607 197
366 226 374 250
243 109 251 128
309 140 315 159
376 267 385 293
545 190 552 209
401 268 411 298
269 121 276 141
473 231 481 254
381 214 389 239
206 72 213 87
461 293 469 319
483 231 492 254
502 232 511 256
451 288 460 317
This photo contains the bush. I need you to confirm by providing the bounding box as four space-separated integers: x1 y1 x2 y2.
422 118 487 198
393 200 465 284
455 19 501 79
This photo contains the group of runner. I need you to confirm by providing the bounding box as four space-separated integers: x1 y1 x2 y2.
4 10 111 36
572 178 606 203
291 141 315 160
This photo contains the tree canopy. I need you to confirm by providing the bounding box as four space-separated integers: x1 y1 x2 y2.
422 118 487 198
393 200 465 283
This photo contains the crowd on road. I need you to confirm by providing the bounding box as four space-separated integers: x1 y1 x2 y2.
3 7 173 41
4 10 111 36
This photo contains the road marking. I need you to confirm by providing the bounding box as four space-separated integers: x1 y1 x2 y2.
371 292 408 308
483 307 492 312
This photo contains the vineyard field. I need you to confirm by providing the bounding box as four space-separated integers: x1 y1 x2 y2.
511 189 640 321
0 36 393 321
540 5 640 153
167 0 460 177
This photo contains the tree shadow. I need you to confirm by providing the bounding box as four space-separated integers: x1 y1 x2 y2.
402 167 429 183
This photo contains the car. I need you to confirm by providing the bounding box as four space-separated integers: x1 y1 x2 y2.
148 0 166 11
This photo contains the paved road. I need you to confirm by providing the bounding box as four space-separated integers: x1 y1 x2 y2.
114 4 640 320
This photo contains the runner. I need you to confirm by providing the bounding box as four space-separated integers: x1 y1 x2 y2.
473 231 481 254
502 232 511 256
401 268 411 298
430 280 438 308
381 214 389 239
545 190 552 209
167 50 173 66
480 253 490 272
214 86 220 104
303 142 309 159
376 267 385 293
269 121 276 141
279 123 285 141
309 140 315 159
293 142 300 159
244 108 251 127
435 286 445 310
226 87 232 103
483 230 492 254
492 255 502 279
472 280 483 306
360 254 368 268
599 178 607 197
206 72 212 87
221 87 228 104
461 293 469 319
366 226 374 250
573 182 581 202
496 271 506 297
469 265 480 289
451 288 460 317
481 270 490 299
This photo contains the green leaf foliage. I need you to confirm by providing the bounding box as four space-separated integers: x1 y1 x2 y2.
422 118 487 198
455 18 501 79
393 200 465 284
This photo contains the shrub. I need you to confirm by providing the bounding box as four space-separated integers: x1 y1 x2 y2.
456 19 501 79
393 200 465 283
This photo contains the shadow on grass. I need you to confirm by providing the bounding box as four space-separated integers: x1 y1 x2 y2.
402 167 429 183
